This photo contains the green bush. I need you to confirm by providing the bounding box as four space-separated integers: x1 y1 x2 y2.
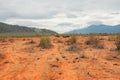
39 37 52 49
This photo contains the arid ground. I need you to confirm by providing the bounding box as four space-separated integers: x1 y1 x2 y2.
0 35 120 80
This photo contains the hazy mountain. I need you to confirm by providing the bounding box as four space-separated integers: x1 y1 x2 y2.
65 24 120 34
0 22 57 35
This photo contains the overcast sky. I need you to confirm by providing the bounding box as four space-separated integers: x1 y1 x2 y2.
0 0 120 33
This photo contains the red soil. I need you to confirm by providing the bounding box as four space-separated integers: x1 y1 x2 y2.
0 35 120 80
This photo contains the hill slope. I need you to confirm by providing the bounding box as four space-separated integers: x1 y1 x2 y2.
0 22 57 35
66 24 120 34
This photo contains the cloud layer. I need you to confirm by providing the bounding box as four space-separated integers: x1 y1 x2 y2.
0 0 120 33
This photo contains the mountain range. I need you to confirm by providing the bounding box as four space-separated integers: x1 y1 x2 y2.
66 24 120 34
0 22 120 35
0 22 57 35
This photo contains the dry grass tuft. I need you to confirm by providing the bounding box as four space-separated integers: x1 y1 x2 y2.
115 35 120 51
85 36 104 49
68 36 77 45
66 45 81 52
39 37 52 49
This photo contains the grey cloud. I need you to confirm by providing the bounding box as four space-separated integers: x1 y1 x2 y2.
0 11 18 21
0 0 59 20
57 22 74 26
0 7 57 20
13 21 39 27
88 21 103 25
66 13 77 18
0 0 120 33
1 0 120 20
111 12 120 15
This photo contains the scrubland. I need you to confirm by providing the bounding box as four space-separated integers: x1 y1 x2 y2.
0 34 120 80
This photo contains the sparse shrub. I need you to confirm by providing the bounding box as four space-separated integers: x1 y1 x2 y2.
39 37 52 49
66 36 81 52
55 34 60 37
57 40 63 43
108 36 115 41
0 53 5 59
85 36 98 45
66 45 81 52
25 40 36 44
62 35 70 38
106 53 119 60
29 40 36 44
28 40 35 44
8 39 14 43
0 38 6 43
86 36 104 49
115 35 120 51
80 54 86 59
68 36 77 45
96 43 104 49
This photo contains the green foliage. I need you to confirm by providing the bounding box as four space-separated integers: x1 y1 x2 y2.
39 37 52 49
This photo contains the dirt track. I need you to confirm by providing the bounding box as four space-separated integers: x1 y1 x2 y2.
0 36 120 80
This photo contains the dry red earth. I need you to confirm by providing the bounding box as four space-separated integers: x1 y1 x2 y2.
0 35 120 80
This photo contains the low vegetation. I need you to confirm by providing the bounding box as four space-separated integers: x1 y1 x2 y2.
115 35 120 51
66 36 81 52
39 37 52 49
0 38 6 43
68 36 77 45
85 36 104 49
0 53 5 59
25 40 36 45
66 45 81 52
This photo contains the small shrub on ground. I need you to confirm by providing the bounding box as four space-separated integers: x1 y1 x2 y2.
68 36 77 45
0 38 6 43
108 36 115 41
57 39 63 43
66 45 81 52
55 34 60 37
115 35 120 51
25 40 36 45
80 54 86 59
85 36 98 45
62 35 70 38
0 53 5 59
39 37 52 49
66 36 81 53
85 36 104 49
106 53 119 60
8 39 14 43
